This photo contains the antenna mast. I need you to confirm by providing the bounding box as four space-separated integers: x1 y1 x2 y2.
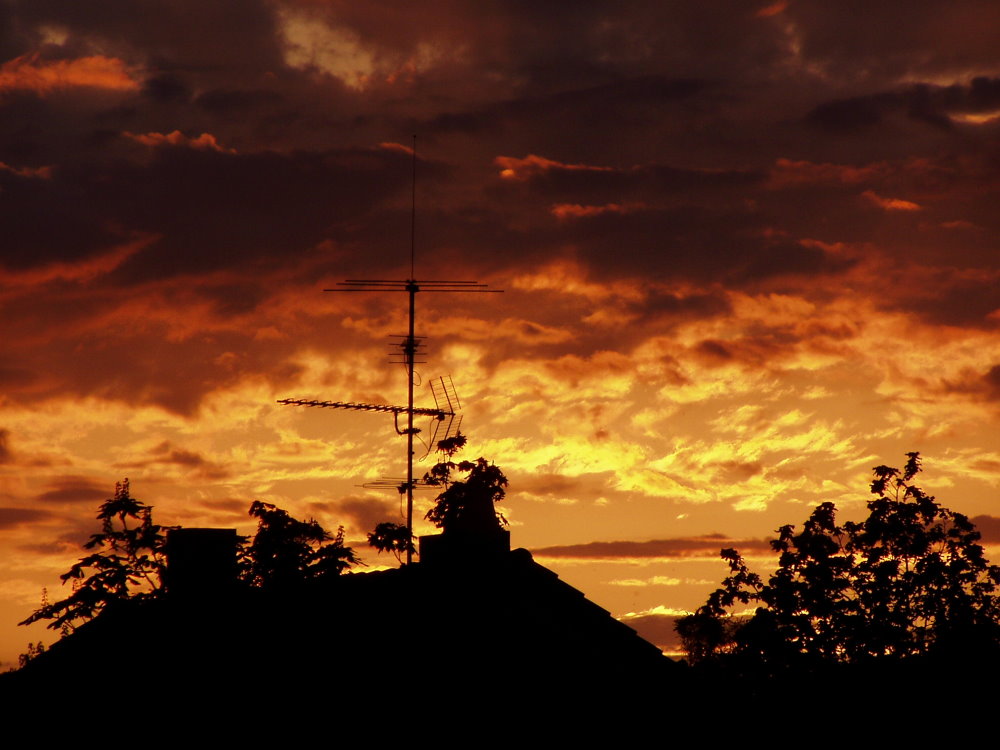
279 137 501 565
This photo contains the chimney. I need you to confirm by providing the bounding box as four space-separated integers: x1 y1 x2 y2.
165 528 238 597
419 527 510 567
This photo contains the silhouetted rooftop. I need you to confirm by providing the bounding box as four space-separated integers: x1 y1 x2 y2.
6 534 679 728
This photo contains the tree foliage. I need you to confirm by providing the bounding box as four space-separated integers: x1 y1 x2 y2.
678 453 1000 670
240 501 361 589
366 434 509 561
367 521 415 563
422 434 508 534
19 479 168 633
21 481 361 636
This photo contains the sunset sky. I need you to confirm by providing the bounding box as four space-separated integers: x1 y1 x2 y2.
3 0 1000 665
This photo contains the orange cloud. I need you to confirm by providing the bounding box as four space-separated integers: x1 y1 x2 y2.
123 130 236 153
862 190 922 211
0 53 138 93
951 111 1000 125
533 535 773 560
767 158 888 188
495 154 614 181
756 1 789 18
0 238 152 288
510 260 643 302
378 141 414 155
0 161 52 179
550 202 646 219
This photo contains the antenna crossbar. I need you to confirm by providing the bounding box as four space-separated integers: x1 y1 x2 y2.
276 398 450 419
328 280 500 293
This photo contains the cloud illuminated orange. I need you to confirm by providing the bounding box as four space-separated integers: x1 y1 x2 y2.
533 535 773 560
862 190 922 211
123 130 236 153
755 1 789 18
767 158 888 188
495 154 615 181
550 202 646 219
0 161 51 179
0 53 138 93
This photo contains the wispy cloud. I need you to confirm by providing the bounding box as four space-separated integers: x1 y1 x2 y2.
534 536 772 560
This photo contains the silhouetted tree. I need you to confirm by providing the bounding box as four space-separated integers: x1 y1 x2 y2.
9 642 45 672
20 482 361 640
677 453 1000 671
240 501 361 589
367 434 509 560
20 479 168 633
422 434 508 534
367 521 415 562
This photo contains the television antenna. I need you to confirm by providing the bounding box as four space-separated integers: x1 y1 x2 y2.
277 137 501 564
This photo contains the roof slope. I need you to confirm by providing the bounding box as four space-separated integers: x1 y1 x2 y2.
6 546 679 727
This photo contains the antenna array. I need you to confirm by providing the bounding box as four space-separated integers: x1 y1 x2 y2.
277 138 501 564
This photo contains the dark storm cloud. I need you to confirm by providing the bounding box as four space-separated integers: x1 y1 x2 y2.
0 429 10 464
939 364 1000 402
623 612 683 653
103 144 415 282
121 441 230 480
17 536 84 555
893 278 1000 328
517 473 592 497
140 73 190 103
190 497 255 527
290 0 788 83
0 167 118 270
970 515 1000 543
0 507 53 529
430 76 711 139
689 316 861 369
19 326 304 416
534 534 772 560
397 195 853 289
0 140 415 278
633 290 731 322
565 207 855 283
786 2 1000 79
492 152 758 204
194 88 284 115
986 367 1000 398
197 497 250 515
330 495 400 536
0 0 990 430
806 78 1000 133
34 476 108 505
1 2 362 162
11 0 285 74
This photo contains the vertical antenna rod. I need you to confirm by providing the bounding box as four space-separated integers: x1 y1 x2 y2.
406 137 416 540
322 139 501 563
411 134 416 279
330 278 498 564
405 277 416 557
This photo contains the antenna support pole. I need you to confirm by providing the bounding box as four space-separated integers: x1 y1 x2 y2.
405 279 417 564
